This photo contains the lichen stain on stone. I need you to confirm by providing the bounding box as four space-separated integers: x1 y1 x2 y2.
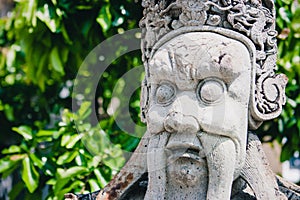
106 172 134 200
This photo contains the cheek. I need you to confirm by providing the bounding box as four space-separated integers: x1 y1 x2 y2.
223 101 249 136
197 98 248 138
147 105 168 134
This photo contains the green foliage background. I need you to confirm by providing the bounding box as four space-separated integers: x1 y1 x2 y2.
0 0 299 199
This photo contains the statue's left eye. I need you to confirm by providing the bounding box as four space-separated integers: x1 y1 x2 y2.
156 83 176 104
197 78 226 104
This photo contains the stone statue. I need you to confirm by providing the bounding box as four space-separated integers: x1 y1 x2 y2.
65 0 300 199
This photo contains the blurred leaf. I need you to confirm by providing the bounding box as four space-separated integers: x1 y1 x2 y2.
87 155 101 168
57 166 88 179
60 23 72 45
29 153 44 169
54 167 87 195
281 0 293 5
77 101 92 120
46 178 56 185
61 134 71 147
291 7 300 32
280 143 294 162
21 157 40 193
8 181 24 200
57 151 78 165
88 179 100 191
50 46 65 75
94 168 108 188
97 5 112 32
65 134 83 149
36 4 59 32
36 129 58 137
0 158 18 173
4 104 14 121
2 145 21 154
279 7 291 23
12 126 33 141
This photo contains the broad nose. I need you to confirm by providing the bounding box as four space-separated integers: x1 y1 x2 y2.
164 111 200 133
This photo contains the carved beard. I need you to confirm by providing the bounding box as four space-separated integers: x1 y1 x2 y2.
144 130 240 200
164 131 208 200
144 132 169 200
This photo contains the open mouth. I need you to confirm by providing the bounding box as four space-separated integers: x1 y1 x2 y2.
166 143 205 162
186 147 200 156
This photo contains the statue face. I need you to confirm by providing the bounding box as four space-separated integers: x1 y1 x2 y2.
145 32 252 199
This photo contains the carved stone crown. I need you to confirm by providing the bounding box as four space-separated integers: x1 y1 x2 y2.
140 0 287 129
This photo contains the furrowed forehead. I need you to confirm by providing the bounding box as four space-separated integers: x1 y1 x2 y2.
149 32 252 84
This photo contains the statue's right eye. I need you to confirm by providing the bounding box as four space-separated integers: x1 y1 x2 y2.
156 83 176 104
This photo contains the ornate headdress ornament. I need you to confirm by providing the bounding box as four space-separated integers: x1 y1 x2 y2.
140 0 287 129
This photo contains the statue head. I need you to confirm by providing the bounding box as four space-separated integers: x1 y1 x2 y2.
140 0 287 130
138 0 287 199
143 30 253 199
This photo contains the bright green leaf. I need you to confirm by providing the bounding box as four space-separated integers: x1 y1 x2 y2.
12 126 33 141
279 7 291 23
46 178 56 185
65 134 83 149
4 104 14 121
94 168 108 188
60 24 72 45
36 130 58 137
61 134 71 147
0 158 18 173
29 153 44 169
2 145 21 154
57 166 88 179
53 178 69 195
57 151 78 165
77 101 92 119
50 46 65 75
87 155 101 168
88 179 100 191
36 4 59 32
26 0 37 26
6 47 16 68
21 157 40 193
97 5 112 32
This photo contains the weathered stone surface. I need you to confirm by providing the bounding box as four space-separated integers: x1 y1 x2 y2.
65 0 299 199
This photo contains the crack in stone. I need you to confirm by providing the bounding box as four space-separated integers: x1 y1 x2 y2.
218 53 226 64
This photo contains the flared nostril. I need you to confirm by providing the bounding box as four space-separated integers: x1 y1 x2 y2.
164 112 200 133
171 112 178 117
164 123 175 133
164 112 180 133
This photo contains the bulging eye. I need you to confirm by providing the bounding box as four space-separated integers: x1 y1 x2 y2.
197 78 226 104
156 83 176 104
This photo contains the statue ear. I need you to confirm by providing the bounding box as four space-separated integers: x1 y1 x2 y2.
140 78 149 123
249 73 288 130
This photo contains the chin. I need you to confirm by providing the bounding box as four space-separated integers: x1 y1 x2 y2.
166 152 208 186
